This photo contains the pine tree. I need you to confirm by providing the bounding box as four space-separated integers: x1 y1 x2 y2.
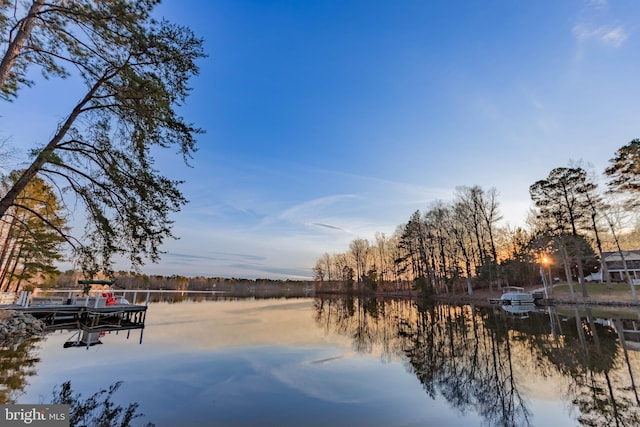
0 172 67 291
0 1 205 274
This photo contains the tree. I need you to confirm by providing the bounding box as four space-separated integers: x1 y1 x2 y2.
424 202 454 293
498 226 538 287
601 203 638 302
373 232 390 287
321 252 333 282
313 259 326 282
530 168 590 236
605 142 640 300
0 172 67 291
605 139 640 196
397 211 428 283
581 174 612 287
447 201 475 295
0 1 205 274
349 238 370 285
530 167 594 297
454 186 502 290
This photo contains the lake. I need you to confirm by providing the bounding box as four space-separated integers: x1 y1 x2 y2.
5 295 640 426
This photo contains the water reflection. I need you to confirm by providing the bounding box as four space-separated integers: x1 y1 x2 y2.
0 315 145 406
502 303 536 318
313 297 640 427
0 337 41 404
36 308 146 350
0 318 145 405
61 329 144 349
4 297 640 426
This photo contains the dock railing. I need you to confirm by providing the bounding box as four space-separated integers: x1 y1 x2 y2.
16 291 31 307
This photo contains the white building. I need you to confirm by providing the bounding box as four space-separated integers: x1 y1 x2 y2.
601 250 640 284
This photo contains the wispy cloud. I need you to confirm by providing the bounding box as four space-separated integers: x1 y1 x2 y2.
165 253 220 261
600 26 628 46
277 194 358 223
304 352 356 365
572 24 628 47
310 222 345 231
587 0 608 8
227 263 312 278
164 251 266 264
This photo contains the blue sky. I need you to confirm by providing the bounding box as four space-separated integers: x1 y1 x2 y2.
4 0 640 279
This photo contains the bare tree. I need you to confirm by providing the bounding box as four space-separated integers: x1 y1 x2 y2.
349 238 370 285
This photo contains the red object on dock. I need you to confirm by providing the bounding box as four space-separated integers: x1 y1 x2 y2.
102 292 117 306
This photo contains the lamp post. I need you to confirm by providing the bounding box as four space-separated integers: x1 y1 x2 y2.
539 259 548 299
542 257 552 297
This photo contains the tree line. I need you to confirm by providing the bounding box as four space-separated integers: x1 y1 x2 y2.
314 139 640 298
54 270 311 294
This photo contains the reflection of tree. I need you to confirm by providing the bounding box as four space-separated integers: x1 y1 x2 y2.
0 337 42 403
425 304 530 427
614 317 640 408
567 310 640 427
314 297 532 426
53 381 154 427
487 306 640 427
313 296 640 427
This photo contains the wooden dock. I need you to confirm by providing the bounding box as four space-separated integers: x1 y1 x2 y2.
1 288 149 348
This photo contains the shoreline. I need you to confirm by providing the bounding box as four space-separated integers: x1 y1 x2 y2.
3 288 637 344
316 287 640 307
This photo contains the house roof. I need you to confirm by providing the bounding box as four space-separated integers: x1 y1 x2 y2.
602 250 640 262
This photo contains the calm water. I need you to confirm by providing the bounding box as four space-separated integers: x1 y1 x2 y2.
5 296 640 426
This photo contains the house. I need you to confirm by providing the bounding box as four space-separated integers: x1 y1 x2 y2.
600 251 640 284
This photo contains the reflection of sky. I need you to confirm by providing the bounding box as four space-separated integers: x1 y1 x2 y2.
19 299 577 426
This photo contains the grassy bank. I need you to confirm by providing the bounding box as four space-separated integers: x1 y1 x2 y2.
551 282 639 304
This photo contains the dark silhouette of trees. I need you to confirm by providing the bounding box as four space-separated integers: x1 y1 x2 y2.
530 167 600 298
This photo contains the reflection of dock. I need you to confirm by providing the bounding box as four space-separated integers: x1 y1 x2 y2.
502 303 537 318
63 330 108 348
